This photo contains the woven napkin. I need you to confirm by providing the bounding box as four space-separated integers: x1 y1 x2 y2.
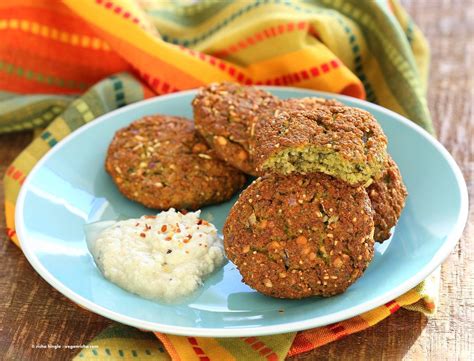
74 272 438 360
1 0 437 360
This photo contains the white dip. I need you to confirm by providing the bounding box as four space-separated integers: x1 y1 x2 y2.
87 209 225 301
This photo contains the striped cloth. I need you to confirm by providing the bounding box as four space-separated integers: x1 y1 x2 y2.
75 272 438 360
1 0 437 360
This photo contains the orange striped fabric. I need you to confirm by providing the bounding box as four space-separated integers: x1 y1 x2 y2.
2 1 439 360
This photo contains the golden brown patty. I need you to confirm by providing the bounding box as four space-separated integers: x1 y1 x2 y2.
254 105 388 185
192 82 345 175
368 156 408 242
105 115 247 210
192 82 279 175
281 97 344 110
224 173 375 299
247 97 345 157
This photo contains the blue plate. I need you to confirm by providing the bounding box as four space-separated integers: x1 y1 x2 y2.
16 88 468 337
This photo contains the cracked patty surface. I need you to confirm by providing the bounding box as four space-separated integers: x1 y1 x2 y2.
368 156 408 242
254 106 388 185
106 115 246 210
224 173 375 299
192 82 279 175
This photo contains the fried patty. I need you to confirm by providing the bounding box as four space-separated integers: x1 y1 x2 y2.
106 115 246 210
192 82 279 175
368 156 408 242
281 97 344 110
254 106 388 185
224 173 375 299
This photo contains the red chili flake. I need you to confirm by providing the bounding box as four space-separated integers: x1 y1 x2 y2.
197 219 203 225
202 220 210 226
161 225 167 232
165 236 172 241
144 215 156 219
176 227 181 233
140 233 146 238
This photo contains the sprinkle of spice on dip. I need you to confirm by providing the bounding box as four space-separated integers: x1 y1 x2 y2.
88 209 224 301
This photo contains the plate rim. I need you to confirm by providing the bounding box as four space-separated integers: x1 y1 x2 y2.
15 87 469 337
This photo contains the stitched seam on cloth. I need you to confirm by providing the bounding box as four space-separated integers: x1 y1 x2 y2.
241 337 279 360
259 59 342 86
0 59 89 90
95 0 142 26
160 1 264 45
132 66 180 94
0 18 110 50
187 337 212 361
148 1 231 29
210 21 319 58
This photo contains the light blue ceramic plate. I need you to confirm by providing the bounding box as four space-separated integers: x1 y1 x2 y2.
16 88 468 337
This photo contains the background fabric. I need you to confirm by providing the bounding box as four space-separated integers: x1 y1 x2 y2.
1 0 435 360
74 272 437 360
